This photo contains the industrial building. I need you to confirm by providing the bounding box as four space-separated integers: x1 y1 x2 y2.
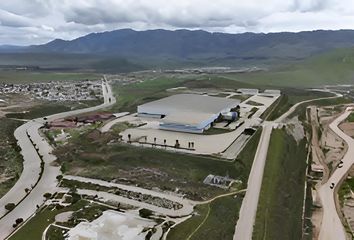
137 94 240 133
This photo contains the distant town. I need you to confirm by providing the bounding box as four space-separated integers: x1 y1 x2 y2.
0 80 103 102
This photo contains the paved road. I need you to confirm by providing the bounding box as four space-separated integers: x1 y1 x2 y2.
100 112 131 133
233 91 342 240
318 108 354 240
276 92 342 123
0 80 115 240
233 122 273 240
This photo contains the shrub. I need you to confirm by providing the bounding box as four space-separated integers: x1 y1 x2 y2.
5 203 16 211
139 208 153 218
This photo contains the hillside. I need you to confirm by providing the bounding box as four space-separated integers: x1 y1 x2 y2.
2 29 354 74
26 29 354 61
222 47 354 87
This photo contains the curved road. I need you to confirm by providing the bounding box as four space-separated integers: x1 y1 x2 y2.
0 79 116 239
318 108 354 240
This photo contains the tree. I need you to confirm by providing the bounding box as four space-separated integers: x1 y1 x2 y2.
139 208 153 218
15 218 23 224
43 192 52 199
5 203 15 211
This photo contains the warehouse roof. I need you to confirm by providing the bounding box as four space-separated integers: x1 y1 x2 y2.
162 112 216 126
138 94 240 116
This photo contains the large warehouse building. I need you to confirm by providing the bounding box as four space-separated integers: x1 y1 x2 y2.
137 94 240 133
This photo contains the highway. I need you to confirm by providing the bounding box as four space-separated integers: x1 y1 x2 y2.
318 108 354 240
0 79 115 240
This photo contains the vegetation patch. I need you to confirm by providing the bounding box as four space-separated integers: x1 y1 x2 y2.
347 112 354 122
167 195 242 240
253 128 307 240
0 118 23 198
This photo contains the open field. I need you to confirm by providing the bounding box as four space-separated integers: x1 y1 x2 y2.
167 194 243 240
0 70 99 84
54 128 239 200
5 100 102 120
52 116 262 201
253 128 307 240
221 47 354 88
262 89 335 121
288 97 353 121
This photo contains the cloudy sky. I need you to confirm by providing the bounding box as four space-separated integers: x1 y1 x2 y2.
1 0 354 45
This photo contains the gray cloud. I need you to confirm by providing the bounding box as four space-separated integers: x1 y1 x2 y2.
0 0 354 45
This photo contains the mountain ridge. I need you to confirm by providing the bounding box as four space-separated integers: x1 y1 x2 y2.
16 29 354 60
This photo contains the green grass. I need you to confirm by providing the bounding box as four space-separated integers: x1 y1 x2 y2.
347 112 354 122
0 118 23 198
288 97 353 121
9 200 85 240
9 200 110 240
221 47 354 88
0 71 99 84
262 90 335 121
203 127 232 135
339 177 354 206
253 128 307 240
55 130 238 200
167 204 209 240
5 100 102 120
167 195 243 240
54 122 262 200
234 129 262 186
45 225 67 240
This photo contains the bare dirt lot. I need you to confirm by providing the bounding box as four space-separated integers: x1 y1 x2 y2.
339 122 354 138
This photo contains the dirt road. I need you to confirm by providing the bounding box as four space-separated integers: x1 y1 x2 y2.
318 108 354 240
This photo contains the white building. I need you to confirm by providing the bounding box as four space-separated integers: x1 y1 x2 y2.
137 94 240 133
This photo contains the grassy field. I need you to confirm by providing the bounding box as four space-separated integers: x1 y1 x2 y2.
262 89 335 121
167 194 243 240
53 119 262 201
5 100 102 120
55 129 237 200
347 112 354 122
9 200 110 240
166 129 261 239
234 129 262 186
221 47 354 88
339 177 354 206
288 97 353 121
253 128 307 240
0 118 23 198
0 70 99 84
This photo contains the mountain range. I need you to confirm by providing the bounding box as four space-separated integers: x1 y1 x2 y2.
2 29 354 71
28 29 354 59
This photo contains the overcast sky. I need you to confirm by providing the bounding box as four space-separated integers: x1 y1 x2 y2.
1 0 354 45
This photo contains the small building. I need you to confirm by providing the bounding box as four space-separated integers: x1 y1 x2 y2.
137 94 240 133
237 88 259 95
